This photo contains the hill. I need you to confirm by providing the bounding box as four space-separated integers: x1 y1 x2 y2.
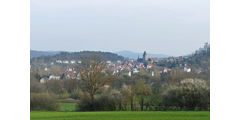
31 51 124 63
30 50 60 59
186 43 210 72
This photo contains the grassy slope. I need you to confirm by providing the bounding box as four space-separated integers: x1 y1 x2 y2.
31 111 210 120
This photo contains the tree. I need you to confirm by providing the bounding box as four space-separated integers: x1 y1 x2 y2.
121 84 136 111
79 55 114 109
136 81 152 111
47 80 64 94
162 79 210 110
30 71 45 93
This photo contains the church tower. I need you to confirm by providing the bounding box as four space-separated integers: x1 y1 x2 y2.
143 51 148 61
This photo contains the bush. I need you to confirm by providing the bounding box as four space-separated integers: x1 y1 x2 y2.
30 93 60 111
98 89 122 111
76 92 94 111
30 80 45 93
77 89 122 111
162 79 210 110
70 89 83 100
58 91 70 99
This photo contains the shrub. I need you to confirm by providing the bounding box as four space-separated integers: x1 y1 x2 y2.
70 89 84 100
30 93 60 111
30 80 45 93
162 79 210 110
98 89 122 111
77 89 122 111
58 91 70 99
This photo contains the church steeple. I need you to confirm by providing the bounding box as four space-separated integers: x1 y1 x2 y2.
143 51 148 61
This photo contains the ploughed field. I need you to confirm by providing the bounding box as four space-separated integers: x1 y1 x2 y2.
30 111 210 120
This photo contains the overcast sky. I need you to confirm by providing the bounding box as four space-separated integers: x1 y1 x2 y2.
30 0 209 56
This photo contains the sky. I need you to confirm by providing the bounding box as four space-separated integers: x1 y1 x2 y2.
30 0 209 56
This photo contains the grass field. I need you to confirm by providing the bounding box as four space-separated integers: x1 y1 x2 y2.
31 111 210 120
59 103 77 112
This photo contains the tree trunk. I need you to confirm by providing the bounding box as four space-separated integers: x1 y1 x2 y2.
141 98 144 111
130 99 134 111
90 94 94 110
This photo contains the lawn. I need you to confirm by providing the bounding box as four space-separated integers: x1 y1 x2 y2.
59 103 77 112
30 111 210 120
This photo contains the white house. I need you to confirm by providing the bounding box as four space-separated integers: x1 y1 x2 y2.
151 71 154 76
133 68 139 74
44 67 48 71
71 60 76 64
68 68 73 72
147 64 153 69
184 67 191 73
56 60 62 63
163 68 168 73
40 78 48 84
106 61 111 64
63 60 69 64
49 75 60 80
128 71 131 77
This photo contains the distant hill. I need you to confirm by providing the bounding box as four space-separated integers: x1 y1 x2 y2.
31 51 124 63
116 50 169 59
30 50 60 59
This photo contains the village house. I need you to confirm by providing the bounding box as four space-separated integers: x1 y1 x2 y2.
56 60 62 63
133 68 139 74
150 71 154 76
63 60 69 64
70 60 76 64
184 67 191 73
49 75 60 80
44 67 48 71
147 64 153 69
40 77 48 84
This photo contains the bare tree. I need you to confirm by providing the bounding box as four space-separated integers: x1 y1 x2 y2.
79 55 114 108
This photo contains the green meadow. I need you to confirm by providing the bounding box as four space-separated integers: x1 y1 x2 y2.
31 103 210 120
59 103 77 112
31 111 210 120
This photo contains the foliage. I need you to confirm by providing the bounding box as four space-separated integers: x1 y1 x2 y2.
46 80 63 94
58 91 70 99
98 89 122 111
30 93 60 111
136 81 152 110
30 80 46 93
30 72 46 93
162 79 210 110
121 84 136 110
70 89 84 100
79 56 114 105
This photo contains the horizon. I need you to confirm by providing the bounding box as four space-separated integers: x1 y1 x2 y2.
31 45 207 57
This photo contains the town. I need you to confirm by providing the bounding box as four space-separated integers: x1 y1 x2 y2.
31 43 210 84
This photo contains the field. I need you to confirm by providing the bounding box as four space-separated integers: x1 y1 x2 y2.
31 103 210 120
31 111 210 120
59 103 77 112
